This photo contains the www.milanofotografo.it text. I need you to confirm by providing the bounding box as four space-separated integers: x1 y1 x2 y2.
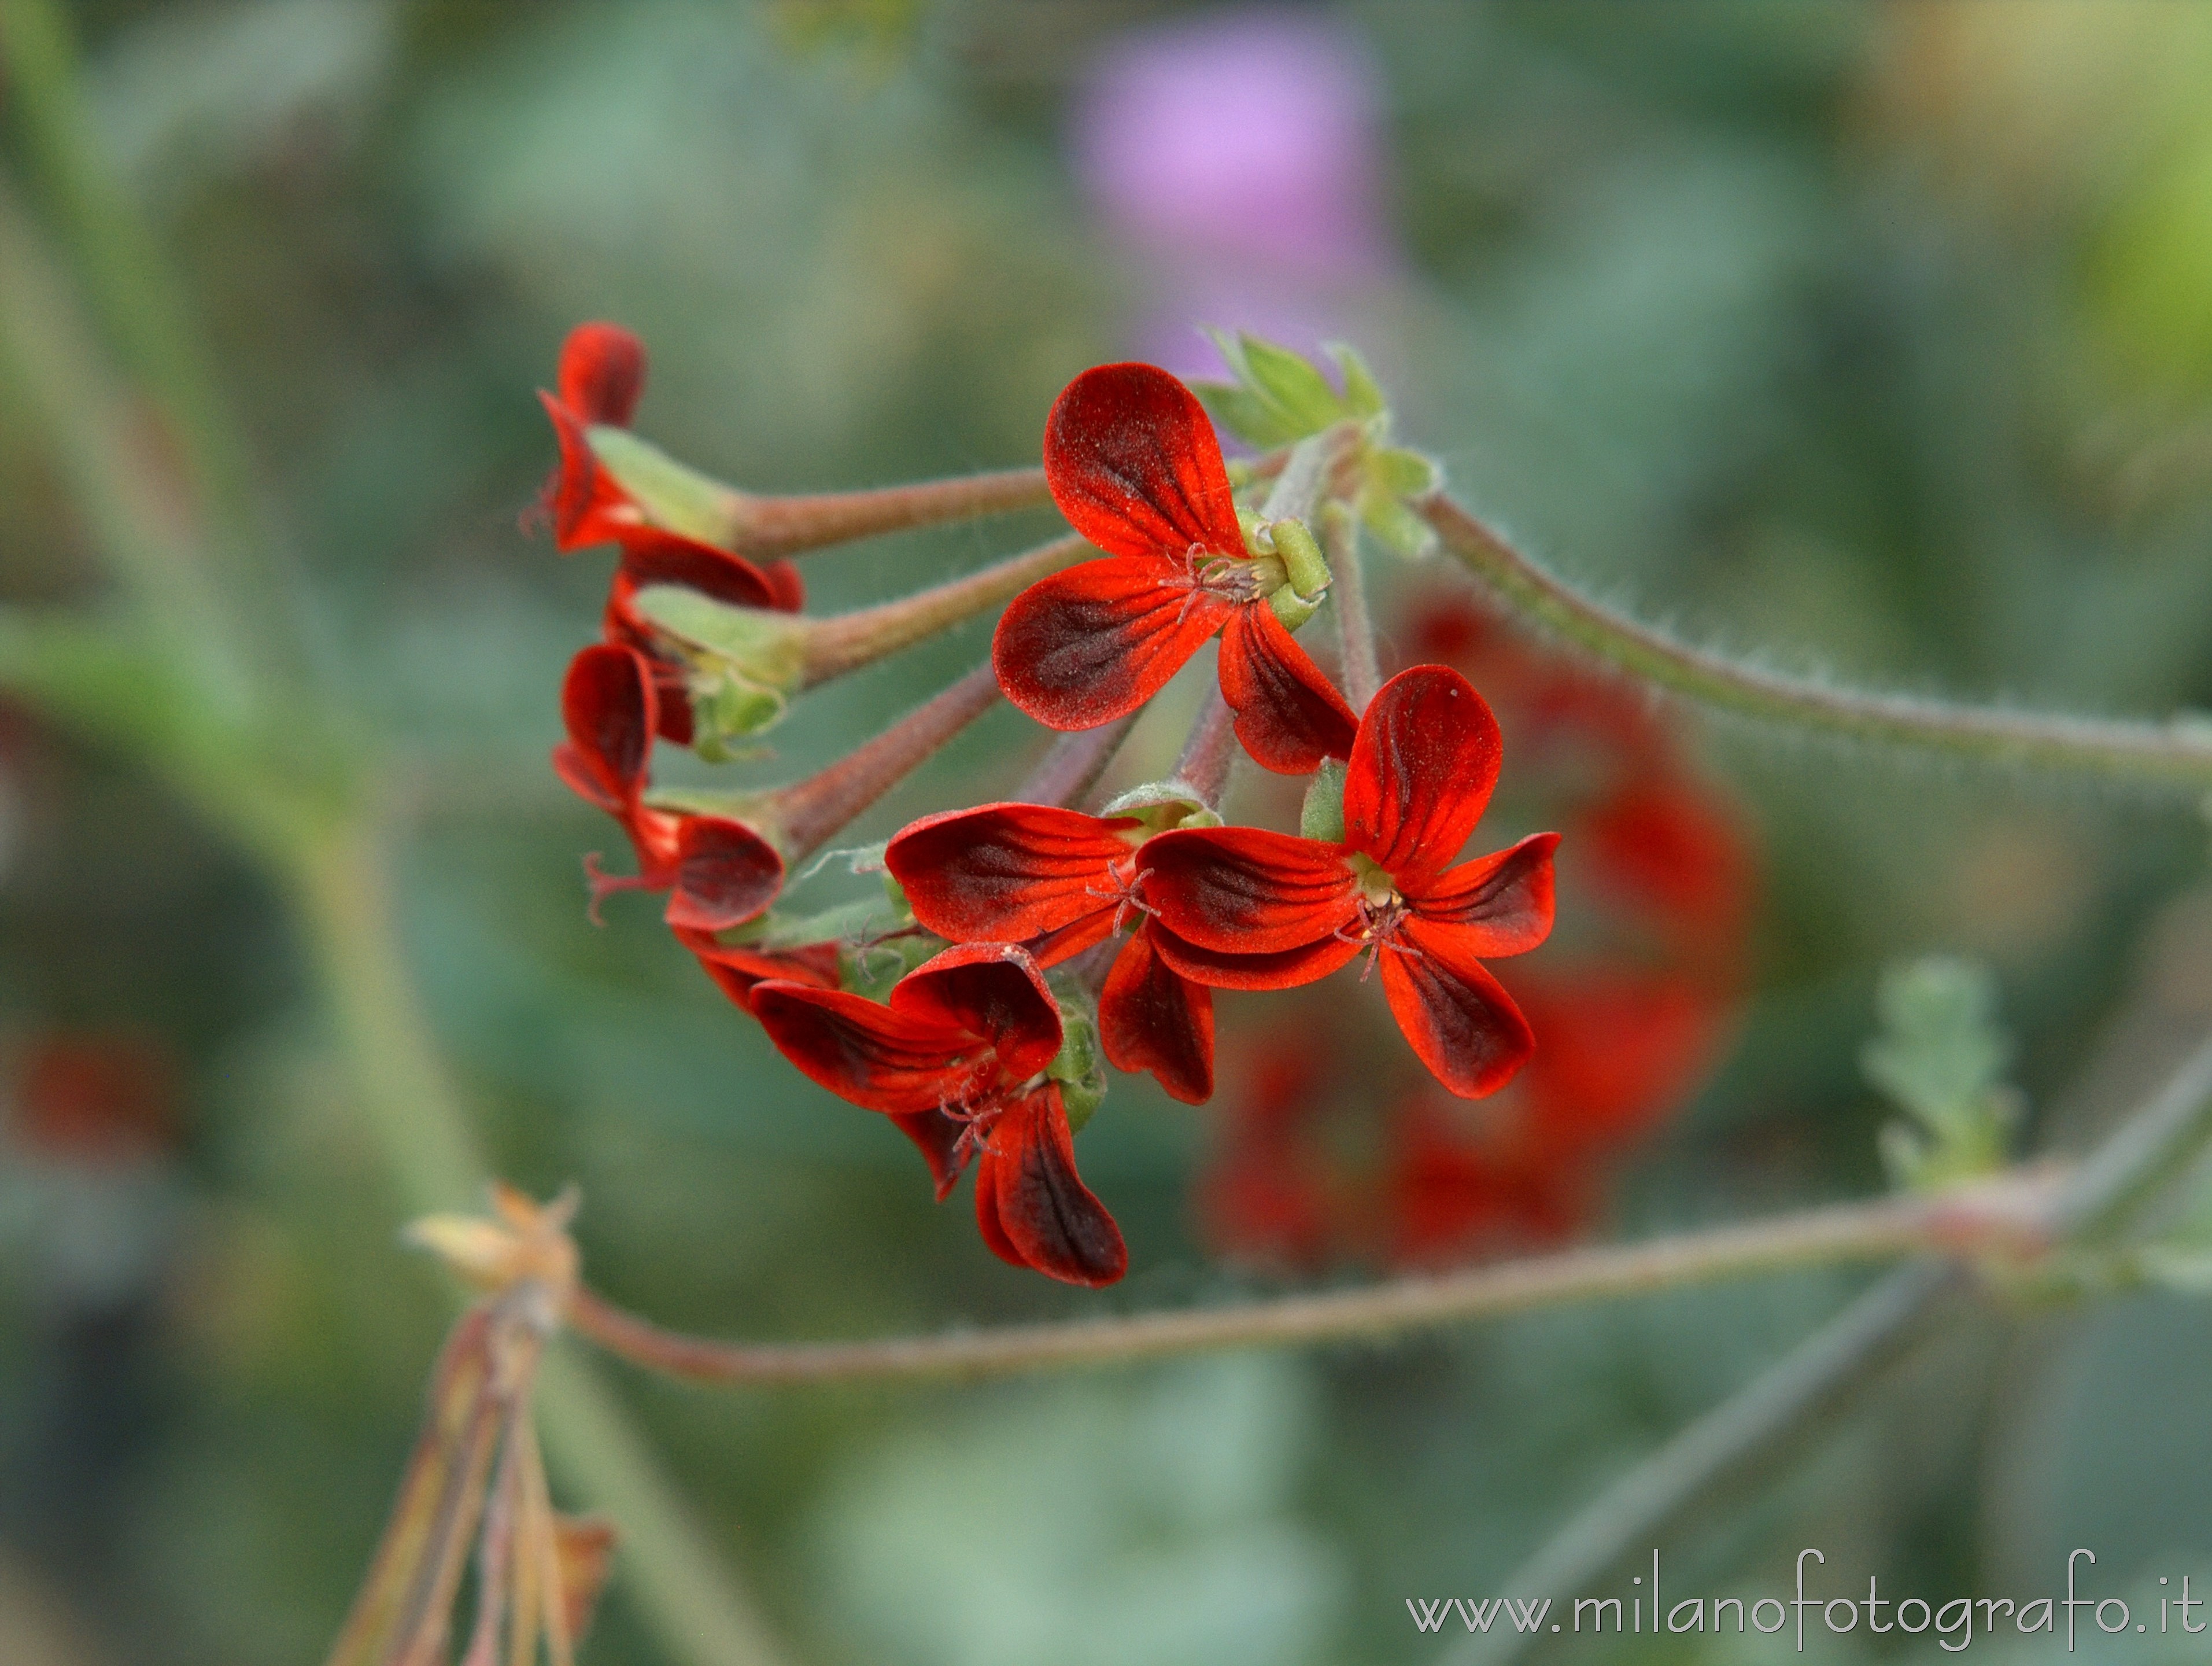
1407 1549 2206 1652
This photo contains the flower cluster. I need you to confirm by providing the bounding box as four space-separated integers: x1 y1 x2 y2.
1196 593 1758 1270
540 330 1567 1285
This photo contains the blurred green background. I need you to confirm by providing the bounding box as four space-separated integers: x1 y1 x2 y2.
8 2 2212 1662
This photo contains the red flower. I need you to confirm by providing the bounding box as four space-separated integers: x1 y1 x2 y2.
751 944 1127 1286
992 363 1356 774
552 643 785 930
884 802 1214 1103
1142 665 1559 1098
539 322 804 746
673 927 841 1011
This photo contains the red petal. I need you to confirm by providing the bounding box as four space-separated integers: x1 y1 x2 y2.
762 558 806 614
663 816 785 932
537 390 640 550
1216 606 1357 774
1140 826 1356 954
749 982 978 1115
557 322 646 426
886 804 1137 954
556 644 656 810
888 1108 967 1201
1042 363 1243 563
1144 919 1362 990
1344 665 1503 883
887 943 1063 1083
1406 832 1559 957
975 1086 1127 1286
1099 925 1214 1103
1379 922 1535 1099
615 527 782 611
673 927 838 1011
992 557 1227 731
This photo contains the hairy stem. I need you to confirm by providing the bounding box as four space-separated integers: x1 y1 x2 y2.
769 661 1002 854
799 533 1086 687
1421 493 2212 791
734 467 1053 559
1324 503 1382 710
566 1184 2040 1388
1173 688 1239 810
1015 710 1143 808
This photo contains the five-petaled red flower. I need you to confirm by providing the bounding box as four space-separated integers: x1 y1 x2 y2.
750 943 1127 1286
885 803 1213 1103
553 642 786 931
992 363 1356 774
1142 665 1558 1098
540 322 804 746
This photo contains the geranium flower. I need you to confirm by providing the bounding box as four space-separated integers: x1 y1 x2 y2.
552 643 785 930
1142 665 1558 1098
540 322 804 744
991 362 1356 774
672 926 841 1012
750 944 1127 1286
885 802 1214 1102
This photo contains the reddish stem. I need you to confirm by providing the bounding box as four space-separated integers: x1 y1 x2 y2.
737 467 1051 560
1014 712 1142 808
1173 688 1238 811
799 533 1086 687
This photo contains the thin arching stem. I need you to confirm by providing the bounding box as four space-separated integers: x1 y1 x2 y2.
1323 503 1382 711
566 1180 2051 1389
1421 492 2212 792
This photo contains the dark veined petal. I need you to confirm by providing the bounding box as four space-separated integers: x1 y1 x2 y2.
1344 665 1503 883
1140 826 1357 954
615 527 784 611
553 644 656 811
887 943 1063 1084
557 322 646 426
887 803 1139 952
888 1108 967 1201
1042 363 1244 563
975 1086 1127 1286
1378 921 1536 1099
750 981 981 1116
1144 919 1363 990
1404 832 1560 958
663 816 785 933
991 557 1228 731
671 926 838 1012
1098 924 1214 1104
1216 605 1357 775
537 390 641 551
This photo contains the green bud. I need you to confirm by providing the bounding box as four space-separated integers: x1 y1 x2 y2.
1098 779 1224 831
586 426 748 547
630 583 808 747
1047 1001 1108 1133
1266 518 1332 602
1299 759 1348 843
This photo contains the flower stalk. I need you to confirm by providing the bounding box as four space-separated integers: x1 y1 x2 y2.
795 533 1088 687
1420 492 2212 792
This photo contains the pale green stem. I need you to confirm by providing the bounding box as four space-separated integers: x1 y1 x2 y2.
1421 493 2212 791
1323 503 1381 711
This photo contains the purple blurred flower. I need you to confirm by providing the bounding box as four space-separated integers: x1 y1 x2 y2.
1072 6 1397 375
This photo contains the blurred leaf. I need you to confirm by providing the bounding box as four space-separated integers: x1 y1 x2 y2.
1863 956 2018 1190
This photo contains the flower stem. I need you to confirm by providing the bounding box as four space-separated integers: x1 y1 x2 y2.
731 466 1054 559
1173 688 1239 810
767 661 1002 855
566 1181 2043 1388
1421 492 2212 791
799 533 1087 687
1323 503 1381 711
1016 711 1143 808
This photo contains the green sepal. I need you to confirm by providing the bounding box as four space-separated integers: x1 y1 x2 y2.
1267 587 1320 631
641 783 780 832
1327 341 1387 419
735 893 910 956
1097 779 1224 831
1300 760 1348 842
586 425 747 547
630 583 808 747
1046 1000 1108 1133
839 927 941 1004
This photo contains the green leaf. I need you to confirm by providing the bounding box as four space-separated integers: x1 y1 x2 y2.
1862 956 2019 1190
1235 333 1345 435
1191 381 1303 450
1327 342 1387 419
